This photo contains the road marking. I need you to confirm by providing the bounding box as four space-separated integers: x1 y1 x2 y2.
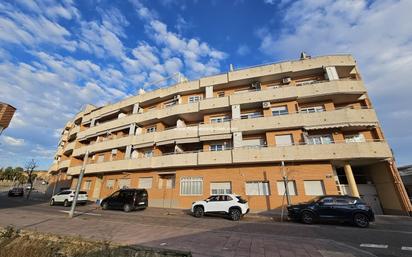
360 244 388 249
401 246 412 251
59 210 102 216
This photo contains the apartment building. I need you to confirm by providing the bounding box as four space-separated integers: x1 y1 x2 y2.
48 54 412 215
0 102 16 135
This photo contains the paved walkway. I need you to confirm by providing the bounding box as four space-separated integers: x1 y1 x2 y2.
0 199 376 257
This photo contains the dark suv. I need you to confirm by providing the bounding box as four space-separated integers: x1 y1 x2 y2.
287 195 375 228
8 187 24 197
100 189 148 212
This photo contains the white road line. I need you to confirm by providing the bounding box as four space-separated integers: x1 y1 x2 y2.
360 244 388 249
59 210 102 216
401 246 412 251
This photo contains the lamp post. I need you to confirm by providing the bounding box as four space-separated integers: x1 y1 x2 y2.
69 151 89 218
281 161 291 206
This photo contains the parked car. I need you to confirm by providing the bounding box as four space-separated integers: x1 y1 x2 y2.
8 187 24 197
100 189 148 212
287 195 375 228
191 194 249 221
50 190 88 207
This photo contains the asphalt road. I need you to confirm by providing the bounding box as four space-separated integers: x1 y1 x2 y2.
1 195 411 257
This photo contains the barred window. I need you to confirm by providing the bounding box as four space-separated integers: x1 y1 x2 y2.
106 179 115 189
180 177 203 196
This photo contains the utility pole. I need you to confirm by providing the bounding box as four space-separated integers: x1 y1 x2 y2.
281 161 291 205
69 151 89 218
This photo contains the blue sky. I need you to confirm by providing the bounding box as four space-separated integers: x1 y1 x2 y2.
0 0 411 169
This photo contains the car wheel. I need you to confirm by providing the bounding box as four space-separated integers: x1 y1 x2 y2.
123 204 132 212
101 202 109 210
193 206 204 218
50 199 55 206
353 213 369 228
229 208 242 221
301 211 315 224
63 200 70 207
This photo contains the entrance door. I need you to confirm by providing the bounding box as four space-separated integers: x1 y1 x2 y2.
358 184 383 215
159 174 176 208
92 177 103 200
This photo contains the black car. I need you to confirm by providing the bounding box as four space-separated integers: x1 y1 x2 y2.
8 187 24 197
100 189 148 212
287 195 375 228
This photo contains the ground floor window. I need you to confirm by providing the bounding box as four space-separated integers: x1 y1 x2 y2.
138 177 153 189
245 181 270 195
106 179 115 189
118 178 131 189
180 177 203 195
276 180 297 196
210 182 232 195
83 180 92 190
303 180 325 196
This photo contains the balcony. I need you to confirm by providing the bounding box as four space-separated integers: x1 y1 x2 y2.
231 140 392 163
231 108 378 132
229 80 365 106
199 96 229 110
63 141 75 154
66 140 391 175
156 126 199 145
157 102 199 119
69 125 80 136
152 152 198 168
77 114 138 139
198 150 232 165
199 121 231 137
73 135 133 157
57 159 70 170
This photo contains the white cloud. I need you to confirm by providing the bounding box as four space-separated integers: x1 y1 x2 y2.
258 0 412 165
237 44 250 56
2 136 25 146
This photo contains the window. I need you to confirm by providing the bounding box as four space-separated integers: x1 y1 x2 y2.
345 133 365 143
241 111 262 119
304 180 325 196
110 149 117 161
300 106 325 113
138 177 153 189
118 179 131 189
217 91 225 97
106 179 115 189
210 116 230 123
144 150 153 157
276 181 297 196
180 177 203 195
146 126 156 133
319 197 334 205
97 154 105 163
188 95 201 103
166 176 175 189
245 181 270 196
275 134 293 146
210 144 224 151
83 180 91 190
271 106 288 116
210 182 232 195
307 135 333 145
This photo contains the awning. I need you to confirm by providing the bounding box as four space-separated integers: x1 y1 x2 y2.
199 133 232 141
304 122 378 130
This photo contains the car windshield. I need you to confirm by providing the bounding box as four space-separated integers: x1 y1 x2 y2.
236 196 247 204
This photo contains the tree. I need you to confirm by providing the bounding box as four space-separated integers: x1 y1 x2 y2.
25 159 38 200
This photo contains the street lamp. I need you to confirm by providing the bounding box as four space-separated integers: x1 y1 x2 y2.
69 151 89 218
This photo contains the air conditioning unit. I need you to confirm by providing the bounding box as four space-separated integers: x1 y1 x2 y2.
282 77 291 84
262 101 271 108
